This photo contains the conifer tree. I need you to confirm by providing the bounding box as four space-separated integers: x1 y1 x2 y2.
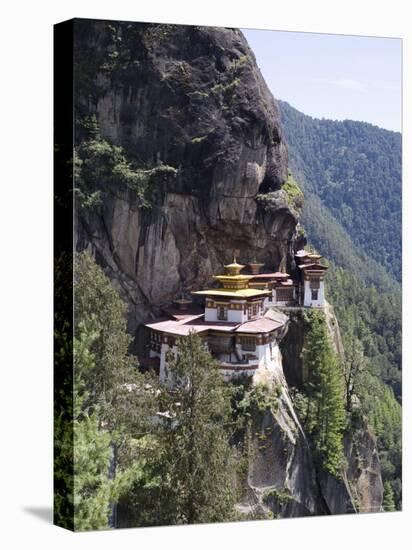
55 252 157 529
74 252 156 437
303 311 346 476
382 481 396 512
72 324 147 530
72 326 113 530
157 332 236 524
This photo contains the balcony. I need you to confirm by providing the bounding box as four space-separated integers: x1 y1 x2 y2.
218 357 260 370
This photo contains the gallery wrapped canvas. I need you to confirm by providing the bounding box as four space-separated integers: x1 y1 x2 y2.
54 18 401 531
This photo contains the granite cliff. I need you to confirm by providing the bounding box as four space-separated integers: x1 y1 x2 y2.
74 20 300 339
73 19 382 518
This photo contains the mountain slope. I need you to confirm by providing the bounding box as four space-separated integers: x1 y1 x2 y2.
278 100 401 288
277 101 402 508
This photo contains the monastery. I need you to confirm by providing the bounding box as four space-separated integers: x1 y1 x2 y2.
144 249 328 382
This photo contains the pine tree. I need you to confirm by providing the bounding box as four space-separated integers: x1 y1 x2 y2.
74 252 156 437
157 332 236 524
342 335 365 412
72 324 147 530
55 252 157 529
382 481 396 512
303 311 346 476
54 252 75 529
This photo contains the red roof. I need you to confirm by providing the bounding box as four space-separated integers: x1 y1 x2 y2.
145 315 210 336
234 317 283 334
145 312 284 337
276 279 294 286
298 263 328 271
248 271 289 279
162 306 204 321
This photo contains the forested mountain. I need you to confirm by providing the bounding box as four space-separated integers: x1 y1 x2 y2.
55 21 402 529
279 100 402 287
278 101 402 507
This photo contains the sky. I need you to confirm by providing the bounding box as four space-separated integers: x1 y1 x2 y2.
242 29 402 132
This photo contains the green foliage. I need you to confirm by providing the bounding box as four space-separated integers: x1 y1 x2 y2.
75 132 150 209
228 54 249 72
297 191 397 293
211 78 240 95
237 381 282 418
209 51 248 107
75 117 177 210
72 324 149 531
54 253 75 529
302 120 405 502
279 100 401 283
356 370 402 508
281 170 304 212
383 481 396 512
159 333 236 524
301 311 346 476
74 21 167 100
327 265 401 400
123 333 236 526
72 327 113 531
74 252 157 436
263 488 295 505
325 264 402 509
54 252 159 529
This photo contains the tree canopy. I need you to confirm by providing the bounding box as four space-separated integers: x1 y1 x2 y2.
279 100 401 284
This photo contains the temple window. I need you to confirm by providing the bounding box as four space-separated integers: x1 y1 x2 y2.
249 303 258 318
217 305 228 320
311 289 318 301
242 336 256 351
277 288 294 302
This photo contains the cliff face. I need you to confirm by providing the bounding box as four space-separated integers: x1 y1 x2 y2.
73 20 383 518
236 362 325 519
277 307 383 515
74 20 296 338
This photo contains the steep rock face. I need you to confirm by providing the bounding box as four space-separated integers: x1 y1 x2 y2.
343 416 383 513
72 20 383 518
278 306 383 514
236 361 324 519
74 20 295 338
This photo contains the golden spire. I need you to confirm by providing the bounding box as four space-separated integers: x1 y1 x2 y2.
224 256 245 276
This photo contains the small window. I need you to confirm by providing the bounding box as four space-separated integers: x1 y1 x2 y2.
311 289 318 301
217 306 227 320
242 336 256 351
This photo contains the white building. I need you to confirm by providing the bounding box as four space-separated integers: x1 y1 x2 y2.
144 259 287 382
143 252 329 383
295 250 328 308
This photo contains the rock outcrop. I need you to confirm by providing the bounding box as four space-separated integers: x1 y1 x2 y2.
277 306 383 515
236 366 324 519
74 20 296 340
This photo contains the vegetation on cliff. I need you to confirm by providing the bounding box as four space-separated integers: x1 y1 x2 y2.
74 116 178 211
55 253 157 530
296 311 346 476
58 254 237 529
64 20 401 524
326 267 401 508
